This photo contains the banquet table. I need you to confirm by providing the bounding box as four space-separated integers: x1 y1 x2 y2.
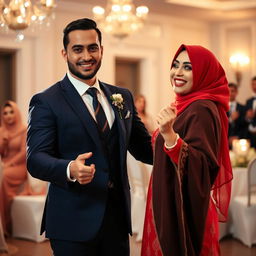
219 167 248 239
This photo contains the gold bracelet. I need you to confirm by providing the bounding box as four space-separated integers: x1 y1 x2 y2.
164 133 180 150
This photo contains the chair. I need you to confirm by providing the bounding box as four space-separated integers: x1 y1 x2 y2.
11 195 47 242
127 152 152 242
229 157 256 247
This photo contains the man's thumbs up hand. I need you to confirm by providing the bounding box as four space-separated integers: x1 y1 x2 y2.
70 152 95 185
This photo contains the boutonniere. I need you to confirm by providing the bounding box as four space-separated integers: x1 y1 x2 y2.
110 93 124 119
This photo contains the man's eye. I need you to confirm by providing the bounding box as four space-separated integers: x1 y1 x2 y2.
73 48 82 53
89 46 99 52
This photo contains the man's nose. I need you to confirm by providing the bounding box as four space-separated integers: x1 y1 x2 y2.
82 50 92 60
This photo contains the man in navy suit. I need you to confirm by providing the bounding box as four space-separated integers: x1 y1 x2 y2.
227 82 247 149
245 76 256 148
26 18 153 256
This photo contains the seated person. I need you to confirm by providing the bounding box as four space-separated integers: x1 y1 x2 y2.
0 101 46 236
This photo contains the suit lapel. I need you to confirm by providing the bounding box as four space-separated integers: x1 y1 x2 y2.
59 75 102 147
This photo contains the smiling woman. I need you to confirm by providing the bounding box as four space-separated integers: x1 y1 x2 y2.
141 44 233 256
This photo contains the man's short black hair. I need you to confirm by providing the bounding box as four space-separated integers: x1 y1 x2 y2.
63 18 102 49
228 82 238 89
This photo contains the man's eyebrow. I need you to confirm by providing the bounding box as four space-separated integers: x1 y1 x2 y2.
71 44 83 49
88 43 99 47
71 43 99 49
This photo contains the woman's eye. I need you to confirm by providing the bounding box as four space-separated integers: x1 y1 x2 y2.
172 62 179 69
184 65 192 71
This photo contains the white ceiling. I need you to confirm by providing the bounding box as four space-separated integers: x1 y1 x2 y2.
61 0 256 21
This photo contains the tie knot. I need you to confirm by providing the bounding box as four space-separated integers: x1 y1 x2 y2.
87 87 98 98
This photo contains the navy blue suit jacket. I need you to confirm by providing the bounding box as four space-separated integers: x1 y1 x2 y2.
26 75 153 241
227 102 247 139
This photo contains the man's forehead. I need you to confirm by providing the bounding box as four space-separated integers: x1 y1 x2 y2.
68 30 99 43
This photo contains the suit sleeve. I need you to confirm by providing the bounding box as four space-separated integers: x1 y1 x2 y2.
127 91 153 165
27 94 70 189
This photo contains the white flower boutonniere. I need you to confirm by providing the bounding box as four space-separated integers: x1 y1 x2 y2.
110 93 124 119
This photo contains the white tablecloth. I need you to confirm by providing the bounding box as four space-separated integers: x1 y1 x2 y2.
11 195 47 242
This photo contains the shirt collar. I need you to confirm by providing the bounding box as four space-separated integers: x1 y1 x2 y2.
67 72 101 96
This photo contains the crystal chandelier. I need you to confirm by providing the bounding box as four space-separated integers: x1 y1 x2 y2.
92 0 149 39
0 0 57 40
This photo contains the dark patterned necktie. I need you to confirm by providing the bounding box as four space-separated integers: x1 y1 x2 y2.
87 87 110 136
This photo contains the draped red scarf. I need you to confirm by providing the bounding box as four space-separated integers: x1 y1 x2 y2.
172 44 233 222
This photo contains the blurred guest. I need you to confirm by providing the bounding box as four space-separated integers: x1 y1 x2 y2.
227 82 247 149
135 94 155 135
245 76 256 148
0 101 44 236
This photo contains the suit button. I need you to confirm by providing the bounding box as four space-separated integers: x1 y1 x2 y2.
107 181 114 189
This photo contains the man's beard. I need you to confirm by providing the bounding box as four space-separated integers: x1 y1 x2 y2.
67 59 102 81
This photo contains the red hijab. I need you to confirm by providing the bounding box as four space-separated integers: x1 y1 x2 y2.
172 44 233 222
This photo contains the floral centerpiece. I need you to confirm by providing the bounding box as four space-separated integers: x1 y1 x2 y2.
230 139 256 167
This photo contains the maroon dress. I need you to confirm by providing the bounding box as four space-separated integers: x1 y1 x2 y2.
142 100 221 256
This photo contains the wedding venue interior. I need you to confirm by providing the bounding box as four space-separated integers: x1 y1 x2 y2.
0 0 256 255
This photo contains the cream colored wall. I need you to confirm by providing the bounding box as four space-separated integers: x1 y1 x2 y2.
210 20 256 104
0 1 255 122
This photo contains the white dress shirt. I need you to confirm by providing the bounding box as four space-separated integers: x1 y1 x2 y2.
229 101 237 123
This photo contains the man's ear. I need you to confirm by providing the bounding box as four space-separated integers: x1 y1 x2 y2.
61 49 67 61
101 45 103 57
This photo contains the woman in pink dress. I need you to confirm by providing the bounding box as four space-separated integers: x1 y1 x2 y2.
135 94 155 135
141 45 233 256
0 100 37 236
